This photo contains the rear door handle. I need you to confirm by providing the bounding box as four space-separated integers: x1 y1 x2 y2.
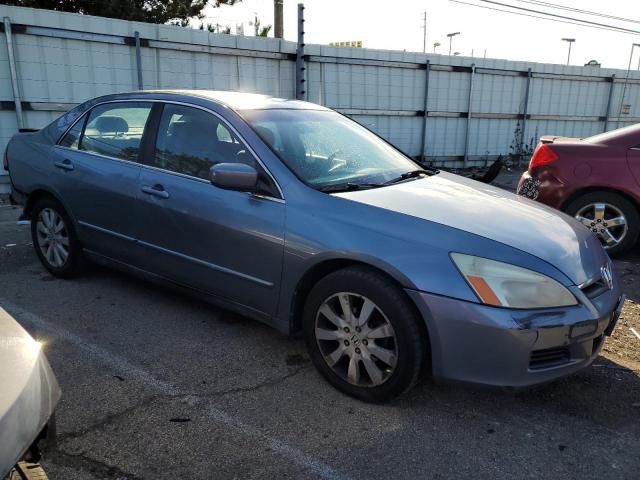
141 184 170 199
54 159 74 171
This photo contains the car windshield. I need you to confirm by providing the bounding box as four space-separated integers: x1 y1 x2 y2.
241 109 420 190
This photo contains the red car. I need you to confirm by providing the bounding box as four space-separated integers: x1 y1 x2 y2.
517 124 640 255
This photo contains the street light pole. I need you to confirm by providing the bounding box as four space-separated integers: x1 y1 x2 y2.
422 11 427 54
447 32 460 56
433 42 441 53
562 38 575 65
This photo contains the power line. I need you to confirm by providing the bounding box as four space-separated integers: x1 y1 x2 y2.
449 0 638 35
511 0 640 25
477 0 640 34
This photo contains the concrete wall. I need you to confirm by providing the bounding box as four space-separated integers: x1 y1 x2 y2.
2 4 640 193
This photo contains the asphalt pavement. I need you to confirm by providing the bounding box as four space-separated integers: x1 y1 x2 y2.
0 202 639 480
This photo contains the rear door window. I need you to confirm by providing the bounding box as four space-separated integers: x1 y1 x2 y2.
80 102 152 161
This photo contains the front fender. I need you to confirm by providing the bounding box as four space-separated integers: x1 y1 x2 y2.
276 191 581 333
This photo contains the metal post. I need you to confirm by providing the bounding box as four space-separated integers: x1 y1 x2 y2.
295 3 306 100
463 64 475 168
3 17 24 129
520 68 532 162
420 61 430 163
319 62 325 105
603 74 615 132
134 31 143 90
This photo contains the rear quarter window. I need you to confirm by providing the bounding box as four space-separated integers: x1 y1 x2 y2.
59 116 85 149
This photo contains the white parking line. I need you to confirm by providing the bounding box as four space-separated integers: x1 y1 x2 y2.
0 299 349 480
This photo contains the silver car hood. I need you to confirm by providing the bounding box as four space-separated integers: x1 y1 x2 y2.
0 307 60 477
336 171 607 285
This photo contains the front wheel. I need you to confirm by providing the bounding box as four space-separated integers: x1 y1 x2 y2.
565 192 639 256
303 266 428 402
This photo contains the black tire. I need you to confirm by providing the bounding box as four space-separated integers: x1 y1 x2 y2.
302 266 428 402
565 191 639 256
30 196 86 278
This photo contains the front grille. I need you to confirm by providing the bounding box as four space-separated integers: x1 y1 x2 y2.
529 346 571 370
581 278 609 299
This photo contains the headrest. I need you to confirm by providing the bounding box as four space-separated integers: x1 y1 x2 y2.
95 116 129 134
254 126 275 145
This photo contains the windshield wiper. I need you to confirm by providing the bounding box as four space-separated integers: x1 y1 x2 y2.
318 182 381 193
382 168 437 186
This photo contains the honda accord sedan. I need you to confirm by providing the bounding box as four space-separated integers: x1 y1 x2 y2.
517 124 640 255
4 91 625 402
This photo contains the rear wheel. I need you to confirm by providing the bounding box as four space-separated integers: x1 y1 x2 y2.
30 197 85 277
303 266 427 402
565 191 639 256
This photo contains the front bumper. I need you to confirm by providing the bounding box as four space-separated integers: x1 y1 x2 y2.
406 285 624 388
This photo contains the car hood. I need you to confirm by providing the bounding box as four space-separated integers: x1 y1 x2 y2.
0 307 60 477
335 171 607 285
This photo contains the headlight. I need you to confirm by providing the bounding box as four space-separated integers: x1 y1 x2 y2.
451 253 577 309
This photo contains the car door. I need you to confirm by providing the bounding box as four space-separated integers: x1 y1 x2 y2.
51 101 153 264
135 103 285 316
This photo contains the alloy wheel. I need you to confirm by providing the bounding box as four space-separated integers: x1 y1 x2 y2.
575 203 628 250
36 208 70 268
315 292 398 387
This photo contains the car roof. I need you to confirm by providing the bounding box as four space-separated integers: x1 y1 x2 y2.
129 89 331 112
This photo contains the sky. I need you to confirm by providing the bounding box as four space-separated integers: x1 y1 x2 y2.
201 0 640 70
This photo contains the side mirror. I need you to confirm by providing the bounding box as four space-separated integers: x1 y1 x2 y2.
209 163 258 192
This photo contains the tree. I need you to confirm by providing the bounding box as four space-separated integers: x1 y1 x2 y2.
258 25 271 37
199 22 232 34
2 0 242 25
249 16 272 37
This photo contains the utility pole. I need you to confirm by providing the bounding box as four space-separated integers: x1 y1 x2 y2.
421 11 427 53
274 0 284 38
562 38 575 65
447 32 460 55
619 43 640 124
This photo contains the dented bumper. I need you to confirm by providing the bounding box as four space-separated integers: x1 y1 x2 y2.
406 281 624 388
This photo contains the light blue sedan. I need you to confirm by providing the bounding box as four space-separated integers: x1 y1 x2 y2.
4 91 625 402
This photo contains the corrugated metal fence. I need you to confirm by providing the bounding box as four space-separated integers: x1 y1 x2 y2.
2 4 640 193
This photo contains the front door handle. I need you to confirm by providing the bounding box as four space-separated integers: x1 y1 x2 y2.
141 184 170 199
54 159 74 171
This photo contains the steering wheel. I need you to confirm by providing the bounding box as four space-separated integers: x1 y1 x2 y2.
327 149 348 173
